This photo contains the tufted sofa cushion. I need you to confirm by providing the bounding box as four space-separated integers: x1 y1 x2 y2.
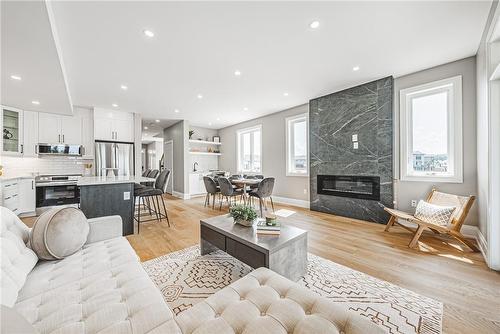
17 237 140 302
0 207 38 307
175 267 385 334
15 263 180 334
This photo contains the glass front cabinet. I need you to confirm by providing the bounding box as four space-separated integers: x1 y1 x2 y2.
2 106 24 155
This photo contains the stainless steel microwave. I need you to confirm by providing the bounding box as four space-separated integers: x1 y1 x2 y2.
37 143 83 156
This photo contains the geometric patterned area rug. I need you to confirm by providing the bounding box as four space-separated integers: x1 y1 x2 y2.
142 245 442 334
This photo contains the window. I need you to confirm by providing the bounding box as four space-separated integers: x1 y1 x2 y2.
400 76 463 182
286 113 309 176
237 125 261 173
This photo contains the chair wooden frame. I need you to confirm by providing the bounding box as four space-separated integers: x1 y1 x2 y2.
384 188 478 251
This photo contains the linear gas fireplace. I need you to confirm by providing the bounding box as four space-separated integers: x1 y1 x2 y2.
317 175 380 201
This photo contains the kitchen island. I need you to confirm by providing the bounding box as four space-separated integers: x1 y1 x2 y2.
78 175 155 235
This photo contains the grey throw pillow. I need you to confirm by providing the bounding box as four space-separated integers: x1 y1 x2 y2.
30 207 89 260
414 200 456 227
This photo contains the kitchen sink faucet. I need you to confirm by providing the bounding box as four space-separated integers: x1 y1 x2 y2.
193 162 199 172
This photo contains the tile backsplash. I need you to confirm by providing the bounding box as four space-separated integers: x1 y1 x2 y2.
0 156 94 177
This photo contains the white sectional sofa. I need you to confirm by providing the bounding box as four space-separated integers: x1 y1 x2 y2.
1 207 384 334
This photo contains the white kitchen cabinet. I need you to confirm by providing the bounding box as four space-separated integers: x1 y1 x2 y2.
189 173 206 196
76 107 94 159
38 112 82 145
1 178 36 216
1 106 24 156
38 112 61 143
94 108 134 142
19 178 36 214
23 111 39 157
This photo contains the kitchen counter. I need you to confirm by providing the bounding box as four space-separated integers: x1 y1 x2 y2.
0 174 36 182
77 175 155 186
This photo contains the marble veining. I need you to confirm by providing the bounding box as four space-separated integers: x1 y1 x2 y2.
309 77 393 224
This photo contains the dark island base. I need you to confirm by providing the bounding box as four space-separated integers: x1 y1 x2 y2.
80 183 135 235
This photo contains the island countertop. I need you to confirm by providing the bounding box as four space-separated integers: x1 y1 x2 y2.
77 175 155 186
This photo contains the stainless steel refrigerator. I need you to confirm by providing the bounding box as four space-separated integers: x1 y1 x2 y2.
95 142 134 176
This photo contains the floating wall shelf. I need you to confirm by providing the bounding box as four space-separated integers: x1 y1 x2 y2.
189 139 221 145
189 151 221 156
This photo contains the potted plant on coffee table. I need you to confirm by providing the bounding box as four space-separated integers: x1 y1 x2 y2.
229 205 258 227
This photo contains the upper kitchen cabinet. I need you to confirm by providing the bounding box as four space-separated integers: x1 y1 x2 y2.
94 108 134 142
38 112 82 145
1 106 24 156
75 107 94 159
23 111 39 157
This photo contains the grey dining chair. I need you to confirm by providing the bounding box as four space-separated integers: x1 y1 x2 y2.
218 177 245 210
203 176 220 209
249 177 275 217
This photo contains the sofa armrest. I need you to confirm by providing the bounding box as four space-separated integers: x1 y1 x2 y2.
85 215 123 244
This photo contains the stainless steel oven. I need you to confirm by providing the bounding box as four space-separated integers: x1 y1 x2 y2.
35 175 81 213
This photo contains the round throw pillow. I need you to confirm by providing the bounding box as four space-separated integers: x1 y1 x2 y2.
30 207 89 260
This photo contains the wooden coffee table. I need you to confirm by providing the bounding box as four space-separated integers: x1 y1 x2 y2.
200 214 307 281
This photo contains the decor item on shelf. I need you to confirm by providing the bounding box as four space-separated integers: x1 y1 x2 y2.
213 136 220 143
3 128 13 139
188 130 194 139
208 147 213 153
84 163 93 176
213 149 220 154
229 205 258 227
0 165 3 176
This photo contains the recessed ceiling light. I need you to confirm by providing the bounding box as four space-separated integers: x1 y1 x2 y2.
208 122 212 126
112 103 118 107
174 109 180 113
144 133 148 136
144 126 148 130
197 94 203 99
10 75 21 80
234 70 241 76
120 84 128 90
31 100 40 105
216 117 220 121
155 119 160 123
243 107 248 111
309 21 320 29
283 92 289 97
143 29 155 38
352 66 360 71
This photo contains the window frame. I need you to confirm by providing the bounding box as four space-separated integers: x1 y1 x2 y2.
286 113 309 177
399 75 463 183
236 124 262 173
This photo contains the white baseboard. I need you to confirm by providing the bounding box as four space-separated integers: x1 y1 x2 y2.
172 191 190 200
271 196 310 209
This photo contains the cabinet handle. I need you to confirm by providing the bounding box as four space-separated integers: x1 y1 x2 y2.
58 134 61 143
35 145 38 154
63 134 65 143
12 194 18 197
32 180 34 190
4 196 11 200
21 144 24 154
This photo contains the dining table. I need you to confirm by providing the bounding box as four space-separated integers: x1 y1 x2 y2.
230 178 261 200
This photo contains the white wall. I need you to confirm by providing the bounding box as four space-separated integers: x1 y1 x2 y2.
189 125 219 172
163 120 189 195
476 0 499 269
218 104 309 202
393 57 478 226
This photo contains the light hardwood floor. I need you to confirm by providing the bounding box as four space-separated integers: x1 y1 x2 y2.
24 195 500 333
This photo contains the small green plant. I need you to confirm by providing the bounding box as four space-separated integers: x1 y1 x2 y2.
229 205 257 222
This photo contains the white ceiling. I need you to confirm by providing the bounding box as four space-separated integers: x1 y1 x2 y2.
141 118 179 139
2 1 492 129
1 1 72 115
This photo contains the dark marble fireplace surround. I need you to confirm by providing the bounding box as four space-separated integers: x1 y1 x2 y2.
309 77 393 224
